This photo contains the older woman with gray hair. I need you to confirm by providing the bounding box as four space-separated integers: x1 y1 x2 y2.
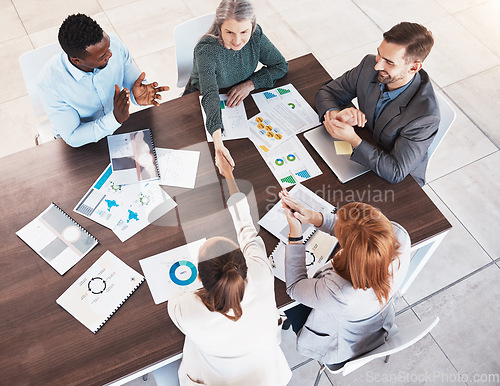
187 0 288 173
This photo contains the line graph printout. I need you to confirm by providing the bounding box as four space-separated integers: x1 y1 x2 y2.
251 84 320 133
200 94 249 142
156 148 200 189
139 239 206 304
258 136 322 188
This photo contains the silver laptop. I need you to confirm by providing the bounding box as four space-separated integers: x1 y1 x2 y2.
304 125 369 183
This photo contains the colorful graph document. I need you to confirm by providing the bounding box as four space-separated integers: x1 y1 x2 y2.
139 239 206 304
247 111 292 152
258 135 322 187
56 250 144 333
16 203 98 275
156 148 200 189
74 164 177 242
251 83 320 133
200 94 249 142
258 183 336 245
107 128 160 185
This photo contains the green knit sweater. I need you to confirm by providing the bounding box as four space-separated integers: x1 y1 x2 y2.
191 24 288 136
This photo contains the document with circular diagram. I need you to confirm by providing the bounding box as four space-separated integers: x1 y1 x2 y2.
251 83 320 133
257 135 322 188
56 250 144 333
139 239 206 304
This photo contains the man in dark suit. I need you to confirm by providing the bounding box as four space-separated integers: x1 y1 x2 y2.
315 22 439 186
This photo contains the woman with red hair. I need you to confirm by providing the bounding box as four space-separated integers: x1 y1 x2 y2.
280 190 410 366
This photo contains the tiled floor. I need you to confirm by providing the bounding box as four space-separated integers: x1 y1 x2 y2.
2 0 499 384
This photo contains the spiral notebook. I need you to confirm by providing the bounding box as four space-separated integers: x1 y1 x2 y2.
56 250 144 333
107 128 160 185
269 230 338 282
16 203 98 275
258 183 336 244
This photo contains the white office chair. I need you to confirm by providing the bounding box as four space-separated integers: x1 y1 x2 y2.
395 92 456 296
314 316 439 385
427 92 457 162
173 13 215 89
19 42 62 145
152 357 181 386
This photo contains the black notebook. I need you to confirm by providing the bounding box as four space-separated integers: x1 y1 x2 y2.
107 128 160 185
16 203 98 275
56 250 144 333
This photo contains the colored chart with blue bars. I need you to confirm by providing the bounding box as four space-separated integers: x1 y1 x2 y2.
263 91 277 99
263 87 291 100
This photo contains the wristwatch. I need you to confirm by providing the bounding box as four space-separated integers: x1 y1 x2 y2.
288 235 303 242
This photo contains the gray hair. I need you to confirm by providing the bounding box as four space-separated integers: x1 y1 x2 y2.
205 0 256 43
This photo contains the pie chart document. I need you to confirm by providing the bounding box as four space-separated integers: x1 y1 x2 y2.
139 238 206 304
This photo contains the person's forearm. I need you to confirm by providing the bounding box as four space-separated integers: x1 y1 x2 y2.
212 128 223 148
225 175 239 196
312 211 324 227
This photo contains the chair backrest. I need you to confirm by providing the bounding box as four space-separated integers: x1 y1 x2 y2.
19 42 62 117
341 317 439 376
174 13 215 88
427 92 456 161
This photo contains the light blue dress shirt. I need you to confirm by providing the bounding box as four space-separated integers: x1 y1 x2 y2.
38 34 141 147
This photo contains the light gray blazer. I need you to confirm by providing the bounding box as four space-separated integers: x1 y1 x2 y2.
285 212 410 364
315 54 440 186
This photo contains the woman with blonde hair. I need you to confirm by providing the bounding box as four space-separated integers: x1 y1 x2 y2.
167 151 291 385
280 191 411 366
186 0 288 173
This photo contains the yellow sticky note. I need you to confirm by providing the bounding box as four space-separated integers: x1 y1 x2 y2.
334 141 353 155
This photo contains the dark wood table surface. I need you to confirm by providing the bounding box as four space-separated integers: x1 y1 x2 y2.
0 54 451 385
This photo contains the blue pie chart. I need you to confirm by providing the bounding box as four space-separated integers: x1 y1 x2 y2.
169 260 197 286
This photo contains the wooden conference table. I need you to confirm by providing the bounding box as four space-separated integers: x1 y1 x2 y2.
0 54 451 385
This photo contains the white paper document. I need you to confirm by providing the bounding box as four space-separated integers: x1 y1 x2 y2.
56 250 144 333
200 94 249 142
16 203 98 275
139 239 206 304
251 83 320 133
247 111 292 152
157 148 200 189
258 135 322 187
74 164 177 242
258 183 336 244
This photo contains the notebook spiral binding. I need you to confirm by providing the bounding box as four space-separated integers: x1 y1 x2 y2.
268 241 282 268
145 128 161 179
93 276 145 334
52 202 99 244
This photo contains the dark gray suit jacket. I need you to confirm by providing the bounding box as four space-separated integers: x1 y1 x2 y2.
315 54 440 186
